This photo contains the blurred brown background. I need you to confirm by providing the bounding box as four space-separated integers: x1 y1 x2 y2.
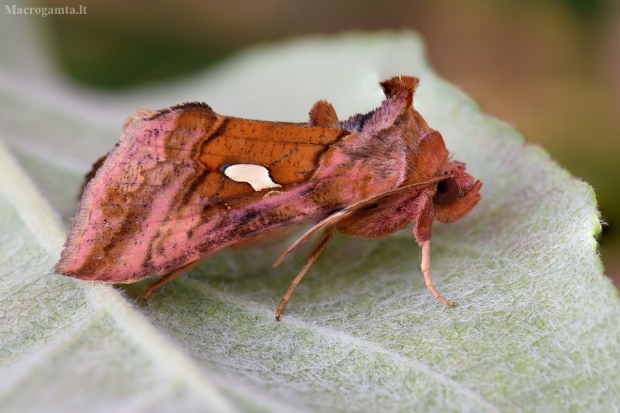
41 0 620 286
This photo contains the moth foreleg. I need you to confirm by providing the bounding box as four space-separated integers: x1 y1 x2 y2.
142 259 202 300
421 240 455 307
275 228 335 321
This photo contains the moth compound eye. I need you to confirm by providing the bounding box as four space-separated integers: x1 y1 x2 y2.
433 178 459 205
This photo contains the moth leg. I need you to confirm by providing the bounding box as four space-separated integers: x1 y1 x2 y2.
141 259 202 300
275 228 335 321
421 240 455 307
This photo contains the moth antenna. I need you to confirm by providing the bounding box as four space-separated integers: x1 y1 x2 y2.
275 228 335 321
274 209 347 267
273 175 456 268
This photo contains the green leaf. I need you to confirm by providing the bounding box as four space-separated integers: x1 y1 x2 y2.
1 15 618 413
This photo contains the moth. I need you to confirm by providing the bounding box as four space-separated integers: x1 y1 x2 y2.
56 76 482 320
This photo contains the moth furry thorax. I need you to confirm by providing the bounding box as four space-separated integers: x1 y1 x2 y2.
56 75 482 320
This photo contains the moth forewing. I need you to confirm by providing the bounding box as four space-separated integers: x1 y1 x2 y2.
55 103 347 283
55 75 482 320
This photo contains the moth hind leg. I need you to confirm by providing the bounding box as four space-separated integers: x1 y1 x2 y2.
141 260 202 300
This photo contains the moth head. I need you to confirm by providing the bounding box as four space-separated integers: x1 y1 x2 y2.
433 161 482 223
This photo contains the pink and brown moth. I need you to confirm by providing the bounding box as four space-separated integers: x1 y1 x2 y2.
56 76 482 320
